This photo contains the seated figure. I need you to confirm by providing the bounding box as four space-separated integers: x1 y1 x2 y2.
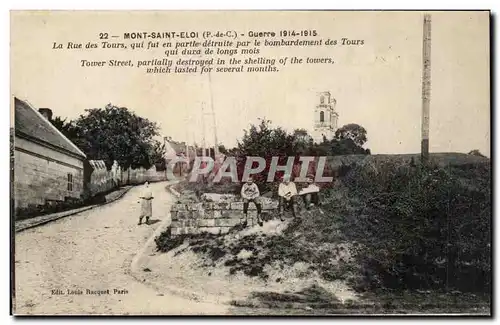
298 176 320 210
278 176 298 220
240 176 263 227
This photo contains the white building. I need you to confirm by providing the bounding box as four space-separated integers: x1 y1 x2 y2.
13 97 86 212
312 91 339 143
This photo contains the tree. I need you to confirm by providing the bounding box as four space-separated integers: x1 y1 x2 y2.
330 138 370 155
235 118 297 189
52 104 163 170
468 149 486 157
229 118 371 189
218 144 228 155
50 116 79 140
237 119 371 161
150 140 167 171
335 123 368 147
292 128 314 155
237 118 295 158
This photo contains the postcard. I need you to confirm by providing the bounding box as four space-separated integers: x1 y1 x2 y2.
11 10 491 316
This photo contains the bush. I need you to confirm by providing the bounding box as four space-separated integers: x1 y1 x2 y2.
338 160 491 293
155 227 220 253
15 195 90 219
155 227 186 252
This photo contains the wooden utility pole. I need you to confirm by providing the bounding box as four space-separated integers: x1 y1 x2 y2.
421 13 432 163
163 136 168 177
208 71 219 157
183 113 190 170
201 102 207 157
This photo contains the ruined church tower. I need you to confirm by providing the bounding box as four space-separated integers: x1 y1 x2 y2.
313 91 338 143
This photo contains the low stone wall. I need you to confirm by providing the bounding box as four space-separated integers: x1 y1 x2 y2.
170 196 278 236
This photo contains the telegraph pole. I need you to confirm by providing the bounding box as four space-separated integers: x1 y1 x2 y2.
183 112 190 170
421 13 432 163
201 102 207 157
208 71 219 156
163 136 168 178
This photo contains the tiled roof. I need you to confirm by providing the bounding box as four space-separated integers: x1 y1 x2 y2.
14 97 86 158
88 160 107 170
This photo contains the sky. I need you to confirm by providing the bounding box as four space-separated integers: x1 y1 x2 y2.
10 10 490 156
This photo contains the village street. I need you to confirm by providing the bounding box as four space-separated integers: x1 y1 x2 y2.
14 181 229 315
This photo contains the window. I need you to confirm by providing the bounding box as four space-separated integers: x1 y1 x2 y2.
67 173 73 191
320 96 325 104
319 111 325 122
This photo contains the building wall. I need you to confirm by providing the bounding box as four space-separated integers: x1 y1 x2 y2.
14 136 84 209
87 162 168 197
121 166 168 185
87 160 122 197
88 168 115 197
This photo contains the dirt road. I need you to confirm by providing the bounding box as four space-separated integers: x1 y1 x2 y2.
14 181 228 315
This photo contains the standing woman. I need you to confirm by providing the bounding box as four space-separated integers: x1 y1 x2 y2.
138 181 154 225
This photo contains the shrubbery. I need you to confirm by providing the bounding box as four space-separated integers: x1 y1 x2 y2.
15 192 107 220
15 198 87 219
337 160 491 293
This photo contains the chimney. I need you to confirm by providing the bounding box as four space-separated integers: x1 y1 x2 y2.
38 108 53 121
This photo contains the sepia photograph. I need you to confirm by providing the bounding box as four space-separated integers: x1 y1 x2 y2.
10 10 491 316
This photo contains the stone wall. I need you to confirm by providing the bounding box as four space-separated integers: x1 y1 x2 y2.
120 166 168 185
170 196 278 236
88 160 117 197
